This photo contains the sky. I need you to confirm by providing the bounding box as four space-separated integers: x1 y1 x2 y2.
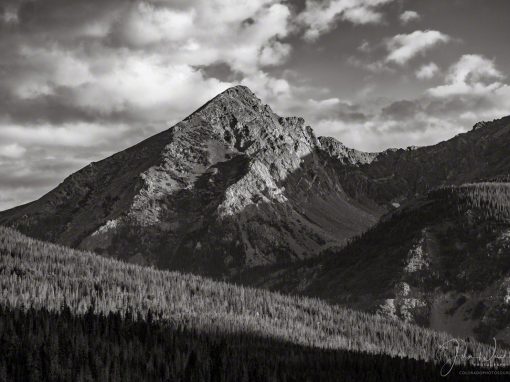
0 0 509 210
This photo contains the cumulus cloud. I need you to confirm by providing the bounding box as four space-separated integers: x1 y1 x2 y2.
259 40 292 67
110 3 195 47
415 62 440 79
312 113 464 152
241 71 292 105
399 10 420 25
106 1 292 74
298 0 394 41
349 30 450 74
313 54 510 152
385 30 450 65
0 122 131 148
428 54 504 97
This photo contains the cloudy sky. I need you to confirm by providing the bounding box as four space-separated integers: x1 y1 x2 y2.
1 0 509 210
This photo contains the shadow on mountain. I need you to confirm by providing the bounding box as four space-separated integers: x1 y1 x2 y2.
237 183 510 345
3 305 501 382
101 149 380 279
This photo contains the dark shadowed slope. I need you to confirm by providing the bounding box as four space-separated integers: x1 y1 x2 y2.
0 86 379 278
6 306 506 382
337 116 510 207
245 183 510 344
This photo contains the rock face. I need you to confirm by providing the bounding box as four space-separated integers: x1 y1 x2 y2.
0 86 379 277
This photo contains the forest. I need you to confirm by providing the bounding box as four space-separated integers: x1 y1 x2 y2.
1 220 509 380
435 183 510 222
4 306 508 382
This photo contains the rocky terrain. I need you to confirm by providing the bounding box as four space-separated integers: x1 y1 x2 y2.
0 86 379 278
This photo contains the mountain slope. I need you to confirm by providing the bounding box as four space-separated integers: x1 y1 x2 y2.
246 182 510 344
338 116 510 207
0 86 378 277
0 226 503 370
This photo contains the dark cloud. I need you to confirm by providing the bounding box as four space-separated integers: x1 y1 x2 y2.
382 100 422 120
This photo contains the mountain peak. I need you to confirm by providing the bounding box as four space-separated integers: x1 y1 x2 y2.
215 85 265 111
0 85 380 277
184 85 265 125
221 85 257 97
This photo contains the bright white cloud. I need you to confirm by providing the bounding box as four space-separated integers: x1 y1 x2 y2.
259 41 292 67
415 62 439 80
73 55 231 119
386 30 450 65
0 0 298 125
112 3 195 46
298 0 394 41
428 54 504 97
399 10 420 25
109 1 291 74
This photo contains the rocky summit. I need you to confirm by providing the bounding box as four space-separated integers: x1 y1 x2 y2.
0 86 379 278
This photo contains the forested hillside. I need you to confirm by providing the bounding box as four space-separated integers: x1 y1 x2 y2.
244 183 510 343
1 226 508 380
2 307 505 382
